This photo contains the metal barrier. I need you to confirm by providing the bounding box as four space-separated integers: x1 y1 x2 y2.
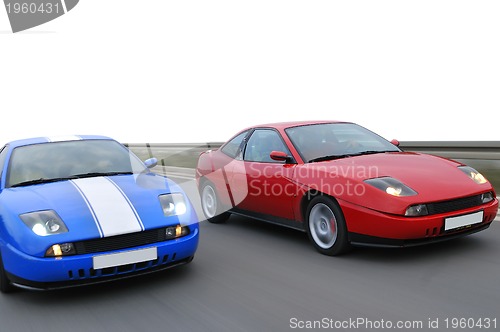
124 141 500 191
400 141 500 160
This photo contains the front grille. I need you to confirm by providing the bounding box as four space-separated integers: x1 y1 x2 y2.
74 228 167 255
426 194 484 215
64 253 193 283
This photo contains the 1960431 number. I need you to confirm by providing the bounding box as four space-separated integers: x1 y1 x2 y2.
5 2 61 14
444 318 497 329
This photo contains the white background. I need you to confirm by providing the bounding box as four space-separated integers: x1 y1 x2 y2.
1 0 499 144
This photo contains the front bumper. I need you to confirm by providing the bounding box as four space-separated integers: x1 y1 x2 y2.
340 198 498 248
2 227 199 291
349 223 491 248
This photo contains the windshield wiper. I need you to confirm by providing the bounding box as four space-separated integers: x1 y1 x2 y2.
10 177 72 188
308 150 397 163
71 171 133 179
308 154 350 163
344 150 393 157
10 172 133 188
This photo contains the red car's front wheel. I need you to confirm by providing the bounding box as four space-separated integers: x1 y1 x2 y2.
200 181 230 224
306 196 351 256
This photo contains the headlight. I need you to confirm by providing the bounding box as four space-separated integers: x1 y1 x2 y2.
159 193 187 217
364 177 417 197
405 204 429 216
20 210 68 236
458 166 488 184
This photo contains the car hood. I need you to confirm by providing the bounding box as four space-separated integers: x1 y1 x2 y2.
1 173 193 256
296 152 494 214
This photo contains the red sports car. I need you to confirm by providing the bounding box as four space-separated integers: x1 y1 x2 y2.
196 121 498 255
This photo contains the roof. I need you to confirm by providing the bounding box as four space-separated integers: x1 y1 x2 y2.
242 120 349 131
5 135 114 148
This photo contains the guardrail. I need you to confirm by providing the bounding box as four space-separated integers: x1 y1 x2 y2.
124 141 500 192
399 141 500 160
124 143 222 169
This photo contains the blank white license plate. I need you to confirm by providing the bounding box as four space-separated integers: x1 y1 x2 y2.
445 211 483 231
93 247 157 270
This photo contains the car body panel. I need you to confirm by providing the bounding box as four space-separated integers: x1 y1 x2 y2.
290 152 491 215
196 121 498 248
0 136 199 290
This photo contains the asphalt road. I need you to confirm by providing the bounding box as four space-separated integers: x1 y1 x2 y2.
1 177 499 332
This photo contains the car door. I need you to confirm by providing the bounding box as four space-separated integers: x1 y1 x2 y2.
204 130 250 210
237 129 297 221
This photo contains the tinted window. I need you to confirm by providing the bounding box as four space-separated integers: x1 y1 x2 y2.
285 123 400 162
244 129 290 163
221 130 248 159
0 145 8 181
6 140 147 188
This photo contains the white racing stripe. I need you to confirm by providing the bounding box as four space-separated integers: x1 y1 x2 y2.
71 177 144 237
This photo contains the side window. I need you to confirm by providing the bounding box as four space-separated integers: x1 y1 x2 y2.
221 130 248 159
0 145 8 182
244 129 290 163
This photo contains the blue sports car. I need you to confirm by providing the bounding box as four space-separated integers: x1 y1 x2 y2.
0 135 199 292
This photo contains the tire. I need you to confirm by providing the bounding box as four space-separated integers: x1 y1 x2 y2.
305 195 351 256
200 181 230 224
0 254 14 293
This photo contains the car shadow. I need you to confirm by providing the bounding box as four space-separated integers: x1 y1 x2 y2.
219 214 495 263
11 218 496 301
9 262 196 303
346 235 492 263
218 214 311 246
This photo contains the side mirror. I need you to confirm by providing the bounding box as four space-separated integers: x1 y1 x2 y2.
144 157 158 169
270 151 292 163
390 139 400 147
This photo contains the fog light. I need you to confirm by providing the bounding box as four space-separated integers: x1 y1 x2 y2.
165 225 189 240
46 243 75 257
166 226 176 238
53 244 62 256
405 204 428 217
481 192 494 204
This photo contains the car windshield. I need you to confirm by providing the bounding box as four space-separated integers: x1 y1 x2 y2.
6 139 148 188
285 123 401 163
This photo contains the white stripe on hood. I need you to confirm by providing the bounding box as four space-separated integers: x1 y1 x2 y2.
71 177 144 237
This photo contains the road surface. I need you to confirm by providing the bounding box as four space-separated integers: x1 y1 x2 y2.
1 177 498 332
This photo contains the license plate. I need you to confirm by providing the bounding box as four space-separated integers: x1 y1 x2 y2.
444 211 483 231
93 247 157 270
